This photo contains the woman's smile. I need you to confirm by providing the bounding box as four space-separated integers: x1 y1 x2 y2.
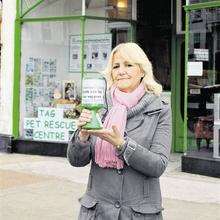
117 77 130 81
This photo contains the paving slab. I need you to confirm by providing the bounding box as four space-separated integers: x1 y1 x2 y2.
1 152 220 220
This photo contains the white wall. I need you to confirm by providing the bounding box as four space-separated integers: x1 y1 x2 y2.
0 1 16 135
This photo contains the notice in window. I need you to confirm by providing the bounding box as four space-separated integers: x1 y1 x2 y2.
187 62 203 76
69 33 112 72
194 49 209 61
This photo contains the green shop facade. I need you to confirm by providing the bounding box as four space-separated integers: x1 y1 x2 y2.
182 0 220 177
6 0 220 176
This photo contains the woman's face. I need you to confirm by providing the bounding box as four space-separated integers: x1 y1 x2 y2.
111 51 143 93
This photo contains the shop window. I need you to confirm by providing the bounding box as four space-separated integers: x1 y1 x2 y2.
187 8 220 158
22 0 133 19
20 0 134 142
20 18 129 142
107 0 132 19
21 21 82 141
84 0 106 17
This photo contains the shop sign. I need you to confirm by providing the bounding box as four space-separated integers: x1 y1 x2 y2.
24 107 77 142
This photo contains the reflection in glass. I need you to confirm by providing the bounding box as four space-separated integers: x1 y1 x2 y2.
85 0 132 19
189 0 217 4
22 0 82 18
21 0 133 19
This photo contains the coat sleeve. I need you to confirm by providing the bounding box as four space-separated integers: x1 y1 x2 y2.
117 104 172 178
66 130 92 167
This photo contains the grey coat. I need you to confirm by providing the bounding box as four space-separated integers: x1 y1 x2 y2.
67 92 172 220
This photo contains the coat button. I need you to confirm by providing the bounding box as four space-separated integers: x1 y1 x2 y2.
114 201 121 208
134 213 141 217
117 169 123 175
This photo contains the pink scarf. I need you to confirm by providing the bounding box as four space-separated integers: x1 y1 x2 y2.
95 83 145 169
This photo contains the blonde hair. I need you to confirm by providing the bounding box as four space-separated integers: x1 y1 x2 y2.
103 42 162 95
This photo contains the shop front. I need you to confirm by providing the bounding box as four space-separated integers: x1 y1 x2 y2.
9 0 136 156
0 0 177 156
182 0 220 177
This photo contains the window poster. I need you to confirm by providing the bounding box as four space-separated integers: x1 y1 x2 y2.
62 80 76 100
25 57 61 118
187 61 203 76
194 49 209 61
69 33 112 72
24 107 77 142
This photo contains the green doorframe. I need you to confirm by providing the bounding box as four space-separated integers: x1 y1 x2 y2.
170 0 186 152
171 33 186 152
171 32 177 152
182 1 220 152
12 0 22 138
183 10 189 153
21 0 45 18
12 0 136 138
80 16 85 92
185 1 220 11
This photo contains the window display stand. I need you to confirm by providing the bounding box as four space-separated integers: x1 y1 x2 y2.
182 95 220 178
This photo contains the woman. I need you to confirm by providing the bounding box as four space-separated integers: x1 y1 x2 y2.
67 42 172 220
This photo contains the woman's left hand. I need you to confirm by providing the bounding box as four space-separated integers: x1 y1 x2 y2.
81 125 124 146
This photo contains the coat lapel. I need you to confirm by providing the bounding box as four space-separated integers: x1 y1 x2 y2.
126 114 145 132
99 90 163 132
126 95 162 132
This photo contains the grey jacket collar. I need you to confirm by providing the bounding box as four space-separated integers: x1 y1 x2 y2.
103 90 162 118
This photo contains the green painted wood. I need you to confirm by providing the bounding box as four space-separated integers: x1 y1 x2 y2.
21 0 45 18
21 15 83 22
80 16 85 97
129 22 136 42
185 1 220 11
173 37 185 152
21 15 134 23
183 11 190 152
168 0 184 152
170 25 185 152
12 0 22 138
171 34 176 153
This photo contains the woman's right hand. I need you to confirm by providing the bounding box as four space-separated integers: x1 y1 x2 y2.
77 109 92 142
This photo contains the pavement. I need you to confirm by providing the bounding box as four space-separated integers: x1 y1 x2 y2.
0 152 220 220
